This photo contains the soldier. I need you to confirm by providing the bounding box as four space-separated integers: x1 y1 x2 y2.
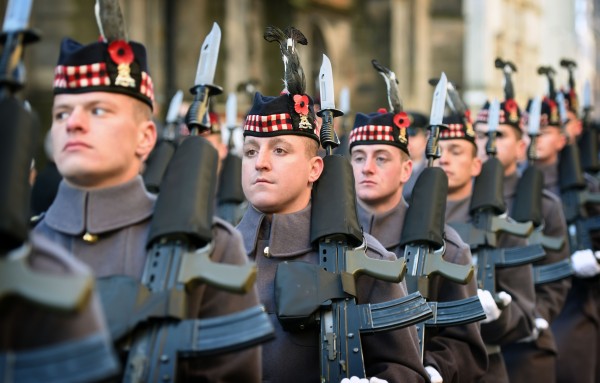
474 98 571 383
33 36 262 381
348 108 488 382
403 110 429 200
437 115 538 383
236 26 428 383
532 96 600 383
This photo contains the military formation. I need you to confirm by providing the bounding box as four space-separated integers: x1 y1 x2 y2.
1 0 599 382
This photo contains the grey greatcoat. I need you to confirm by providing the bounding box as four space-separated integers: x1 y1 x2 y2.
536 161 600 383
357 200 488 383
446 196 537 383
501 171 571 383
237 203 430 383
34 176 262 382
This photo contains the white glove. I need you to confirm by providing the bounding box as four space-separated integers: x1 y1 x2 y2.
425 365 443 383
478 289 512 323
340 378 388 383
571 249 600 278
518 317 550 343
535 317 549 331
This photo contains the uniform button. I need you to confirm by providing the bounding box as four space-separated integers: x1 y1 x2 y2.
82 232 99 243
263 246 270 257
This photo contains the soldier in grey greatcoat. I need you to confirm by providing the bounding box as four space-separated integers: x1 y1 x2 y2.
347 109 487 383
33 37 261 382
236 27 428 383
474 99 571 383
437 117 538 383
532 96 600 383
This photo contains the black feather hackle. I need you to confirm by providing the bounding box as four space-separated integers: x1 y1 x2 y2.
371 59 402 113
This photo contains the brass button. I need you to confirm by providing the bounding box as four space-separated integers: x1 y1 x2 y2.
263 246 270 258
82 232 99 243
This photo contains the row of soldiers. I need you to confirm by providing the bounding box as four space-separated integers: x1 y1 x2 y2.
2 1 600 382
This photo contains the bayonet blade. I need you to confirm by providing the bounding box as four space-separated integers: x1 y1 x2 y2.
226 92 237 127
319 54 336 110
527 96 542 136
429 72 448 126
487 99 501 133
2 0 32 32
96 0 128 42
194 22 221 86
165 90 183 125
339 86 350 114
584 80 592 110
556 92 568 125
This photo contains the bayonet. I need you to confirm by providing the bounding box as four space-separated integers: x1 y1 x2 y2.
317 54 343 154
446 82 467 116
556 92 569 127
185 23 223 134
485 99 501 156
339 86 350 114
226 92 237 129
163 90 183 140
526 96 541 161
425 73 448 166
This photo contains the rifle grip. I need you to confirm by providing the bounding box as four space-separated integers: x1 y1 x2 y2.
492 217 533 237
425 255 474 284
179 252 256 294
346 249 406 283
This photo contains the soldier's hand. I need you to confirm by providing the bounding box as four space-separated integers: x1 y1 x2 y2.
425 365 443 383
340 377 388 383
571 249 600 278
478 289 511 323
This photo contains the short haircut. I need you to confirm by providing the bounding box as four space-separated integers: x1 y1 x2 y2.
133 99 153 123
305 137 319 158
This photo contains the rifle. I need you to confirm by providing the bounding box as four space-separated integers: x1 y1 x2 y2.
450 98 545 306
276 54 432 382
215 92 247 225
512 96 569 284
400 73 482 359
0 1 119 381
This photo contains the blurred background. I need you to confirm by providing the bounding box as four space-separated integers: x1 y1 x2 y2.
6 0 600 162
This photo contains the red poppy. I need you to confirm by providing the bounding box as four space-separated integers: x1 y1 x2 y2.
393 112 410 129
108 40 134 65
464 109 472 124
377 108 387 114
504 99 518 113
293 94 309 115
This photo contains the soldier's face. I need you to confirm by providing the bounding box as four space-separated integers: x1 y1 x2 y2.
437 140 481 198
475 123 525 174
535 125 566 165
51 92 156 189
350 144 412 213
242 135 323 214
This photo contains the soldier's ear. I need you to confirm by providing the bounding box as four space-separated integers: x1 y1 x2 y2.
399 156 412 184
136 120 157 161
308 155 324 183
556 132 568 152
470 156 483 177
